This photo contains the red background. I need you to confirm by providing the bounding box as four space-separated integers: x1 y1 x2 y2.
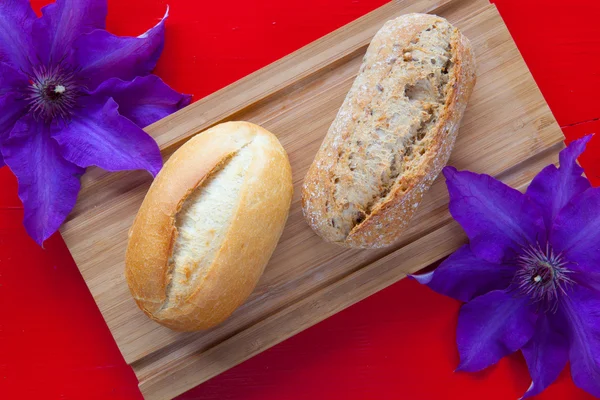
1 0 599 399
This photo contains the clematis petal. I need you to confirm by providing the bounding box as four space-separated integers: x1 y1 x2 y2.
0 61 29 90
526 136 592 230
443 167 546 263
51 96 162 176
0 116 84 245
0 0 36 69
561 285 600 397
0 63 29 138
456 290 538 372
32 0 107 65
520 313 569 398
91 75 191 127
0 92 28 140
412 245 516 302
568 262 600 292
74 8 168 90
551 187 600 269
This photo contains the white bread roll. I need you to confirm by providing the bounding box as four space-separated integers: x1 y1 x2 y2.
125 121 293 331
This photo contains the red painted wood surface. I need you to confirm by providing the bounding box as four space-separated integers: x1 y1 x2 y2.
1 1 599 399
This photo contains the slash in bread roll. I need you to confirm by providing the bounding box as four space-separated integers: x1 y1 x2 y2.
302 13 476 249
126 122 293 331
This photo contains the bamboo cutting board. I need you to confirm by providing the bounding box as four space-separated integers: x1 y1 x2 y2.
61 0 565 398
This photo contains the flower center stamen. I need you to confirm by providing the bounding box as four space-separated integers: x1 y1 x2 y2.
25 63 81 122
514 243 574 311
44 84 67 101
54 85 66 94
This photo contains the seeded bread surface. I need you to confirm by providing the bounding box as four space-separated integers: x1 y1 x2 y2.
302 13 476 248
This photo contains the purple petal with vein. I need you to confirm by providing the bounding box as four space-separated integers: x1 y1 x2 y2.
521 314 569 398
0 116 83 245
51 96 162 176
443 167 546 264
0 0 36 69
73 8 167 90
551 187 600 268
562 285 600 397
0 93 28 140
568 262 600 293
92 75 191 127
0 63 29 138
456 290 538 372
527 136 592 230
32 0 108 65
412 245 516 302
0 61 29 89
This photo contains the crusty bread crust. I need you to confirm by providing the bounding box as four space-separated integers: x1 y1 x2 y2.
302 13 476 249
125 122 293 331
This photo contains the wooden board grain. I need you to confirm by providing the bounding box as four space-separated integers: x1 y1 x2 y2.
60 0 565 398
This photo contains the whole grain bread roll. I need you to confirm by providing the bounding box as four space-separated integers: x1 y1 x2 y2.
302 13 476 248
126 122 293 331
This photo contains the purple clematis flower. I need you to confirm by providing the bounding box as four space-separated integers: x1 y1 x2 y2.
413 135 600 398
0 0 191 245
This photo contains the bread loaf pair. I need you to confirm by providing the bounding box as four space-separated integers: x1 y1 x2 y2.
126 13 475 331
302 13 476 248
